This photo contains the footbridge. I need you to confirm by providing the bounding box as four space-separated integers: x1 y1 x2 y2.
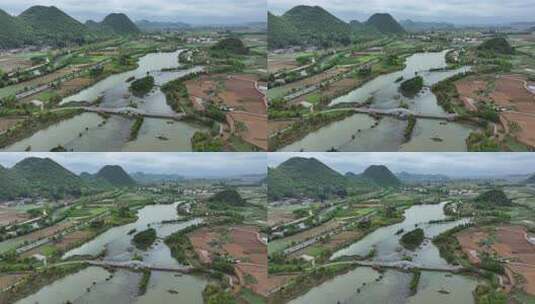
85 260 195 273
82 106 186 120
324 259 467 274
55 106 186 120
323 107 458 121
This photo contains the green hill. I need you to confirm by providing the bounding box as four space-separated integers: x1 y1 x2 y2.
365 13 405 34
361 165 401 187
0 9 34 49
95 165 136 187
268 6 353 49
474 189 512 207
268 12 299 49
0 165 30 200
18 6 92 45
477 37 514 55
268 157 349 200
267 158 402 201
283 5 351 47
211 37 249 55
100 13 140 35
207 189 246 208
11 157 85 198
525 174 535 184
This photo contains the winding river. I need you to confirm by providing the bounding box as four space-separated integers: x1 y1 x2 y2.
15 202 207 304
280 50 475 152
3 51 208 152
289 202 478 304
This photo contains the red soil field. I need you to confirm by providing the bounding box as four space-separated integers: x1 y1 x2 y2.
457 225 535 295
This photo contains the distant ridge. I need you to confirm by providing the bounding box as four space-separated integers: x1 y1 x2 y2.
135 20 191 32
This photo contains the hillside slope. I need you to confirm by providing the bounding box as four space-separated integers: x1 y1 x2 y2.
95 165 136 187
11 157 85 198
268 157 349 200
268 6 352 48
0 9 34 48
100 13 140 35
18 6 91 44
366 13 405 34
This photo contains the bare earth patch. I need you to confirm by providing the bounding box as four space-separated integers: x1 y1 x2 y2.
0 118 24 134
457 225 535 295
0 207 29 226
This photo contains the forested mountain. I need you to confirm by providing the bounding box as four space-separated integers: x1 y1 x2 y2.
95 165 136 187
268 5 352 49
268 6 405 49
0 158 135 200
99 13 140 35
365 13 405 34
268 157 402 201
0 9 34 48
0 165 29 200
360 165 401 187
268 12 299 49
268 157 348 201
0 5 139 49
10 157 86 198
18 5 92 45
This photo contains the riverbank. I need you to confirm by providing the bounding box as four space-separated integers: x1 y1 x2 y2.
0 109 83 149
0 263 89 304
270 110 354 151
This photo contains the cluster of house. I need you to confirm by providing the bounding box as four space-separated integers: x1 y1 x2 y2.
185 36 216 44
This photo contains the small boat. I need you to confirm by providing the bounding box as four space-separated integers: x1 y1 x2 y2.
431 137 444 142
156 135 169 141
167 289 179 294
437 289 450 294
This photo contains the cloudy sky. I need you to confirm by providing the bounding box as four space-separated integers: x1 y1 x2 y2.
269 0 535 24
0 153 267 177
268 153 535 177
1 0 266 24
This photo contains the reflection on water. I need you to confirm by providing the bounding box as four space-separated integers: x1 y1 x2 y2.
4 51 206 152
282 51 474 152
17 203 207 304
135 271 207 304
14 267 113 304
63 202 201 263
289 203 477 304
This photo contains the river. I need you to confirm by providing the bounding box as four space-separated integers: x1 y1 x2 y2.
289 202 478 304
280 50 475 152
15 202 207 304
3 51 208 152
